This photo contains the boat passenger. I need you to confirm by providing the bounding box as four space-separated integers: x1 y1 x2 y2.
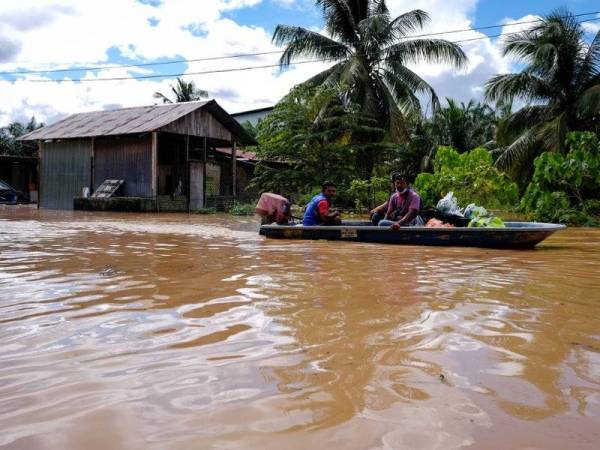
255 192 291 225
378 174 424 229
302 181 342 226
370 172 401 225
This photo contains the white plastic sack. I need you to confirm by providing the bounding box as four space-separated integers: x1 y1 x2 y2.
436 192 461 215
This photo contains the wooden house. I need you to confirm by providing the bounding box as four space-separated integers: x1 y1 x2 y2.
19 100 256 211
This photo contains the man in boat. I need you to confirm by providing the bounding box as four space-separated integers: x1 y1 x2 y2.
378 174 424 229
303 181 342 226
369 172 401 225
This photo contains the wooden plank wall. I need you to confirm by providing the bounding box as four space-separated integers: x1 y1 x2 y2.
158 109 232 141
40 139 92 209
94 134 153 197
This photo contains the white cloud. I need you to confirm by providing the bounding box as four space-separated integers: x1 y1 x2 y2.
582 14 600 34
0 0 521 126
384 0 513 107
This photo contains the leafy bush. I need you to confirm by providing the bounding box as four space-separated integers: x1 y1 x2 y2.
229 201 255 216
346 177 390 211
413 146 519 209
520 132 600 225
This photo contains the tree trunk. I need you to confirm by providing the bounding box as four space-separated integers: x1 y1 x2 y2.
356 148 374 180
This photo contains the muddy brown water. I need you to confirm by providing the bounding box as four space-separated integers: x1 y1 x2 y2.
0 207 599 449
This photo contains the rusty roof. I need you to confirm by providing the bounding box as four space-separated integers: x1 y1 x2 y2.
18 100 256 145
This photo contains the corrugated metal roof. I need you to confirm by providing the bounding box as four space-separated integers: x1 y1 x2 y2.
19 100 256 145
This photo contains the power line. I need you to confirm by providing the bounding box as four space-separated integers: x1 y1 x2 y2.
2 10 598 76
27 59 333 82
17 16 600 83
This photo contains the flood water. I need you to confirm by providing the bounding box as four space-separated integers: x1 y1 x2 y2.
0 207 599 449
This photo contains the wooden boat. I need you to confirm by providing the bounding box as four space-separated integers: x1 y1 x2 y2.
259 221 566 249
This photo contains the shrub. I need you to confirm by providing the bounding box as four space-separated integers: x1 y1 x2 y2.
229 201 255 216
521 132 600 225
413 146 519 209
346 177 389 211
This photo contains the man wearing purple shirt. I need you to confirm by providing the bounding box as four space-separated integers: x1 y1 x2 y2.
378 174 424 229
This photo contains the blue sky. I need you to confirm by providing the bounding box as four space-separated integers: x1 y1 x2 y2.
0 0 599 125
225 0 600 37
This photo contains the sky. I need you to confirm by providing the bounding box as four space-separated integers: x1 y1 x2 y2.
0 0 599 127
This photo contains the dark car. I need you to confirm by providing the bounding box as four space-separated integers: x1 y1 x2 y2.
0 179 27 204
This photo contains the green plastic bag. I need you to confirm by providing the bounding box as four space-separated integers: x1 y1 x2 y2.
468 215 506 228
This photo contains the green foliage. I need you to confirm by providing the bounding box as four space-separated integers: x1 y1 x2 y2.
388 100 500 182
229 201 255 216
273 1 466 178
413 146 519 209
250 85 382 204
241 121 258 139
431 99 496 152
521 132 600 225
0 117 43 157
346 177 390 211
484 9 600 178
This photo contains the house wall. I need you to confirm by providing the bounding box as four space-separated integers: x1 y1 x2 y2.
40 139 92 209
94 135 153 197
159 109 232 141
231 108 273 126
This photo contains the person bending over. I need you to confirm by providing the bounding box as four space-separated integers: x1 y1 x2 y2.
303 181 342 226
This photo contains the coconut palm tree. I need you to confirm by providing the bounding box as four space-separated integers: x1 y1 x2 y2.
273 0 467 178
431 99 496 152
153 77 208 103
485 9 600 178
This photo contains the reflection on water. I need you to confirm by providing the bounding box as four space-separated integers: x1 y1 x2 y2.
0 207 599 449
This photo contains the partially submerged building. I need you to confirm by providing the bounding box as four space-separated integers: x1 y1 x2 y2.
0 155 38 203
19 100 257 210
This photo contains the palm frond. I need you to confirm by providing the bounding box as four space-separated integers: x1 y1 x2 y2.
504 105 553 135
381 69 421 113
358 12 392 50
370 0 389 16
386 9 429 38
382 62 438 109
315 0 359 44
383 38 467 69
153 92 173 104
273 25 350 66
378 81 408 142
300 62 346 88
537 112 569 152
576 30 600 87
501 30 538 60
484 72 556 103
575 84 600 119
495 127 541 171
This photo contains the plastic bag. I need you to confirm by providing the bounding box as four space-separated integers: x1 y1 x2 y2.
468 215 505 228
436 192 462 215
464 204 488 220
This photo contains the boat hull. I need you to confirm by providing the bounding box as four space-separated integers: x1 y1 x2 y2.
259 221 566 249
